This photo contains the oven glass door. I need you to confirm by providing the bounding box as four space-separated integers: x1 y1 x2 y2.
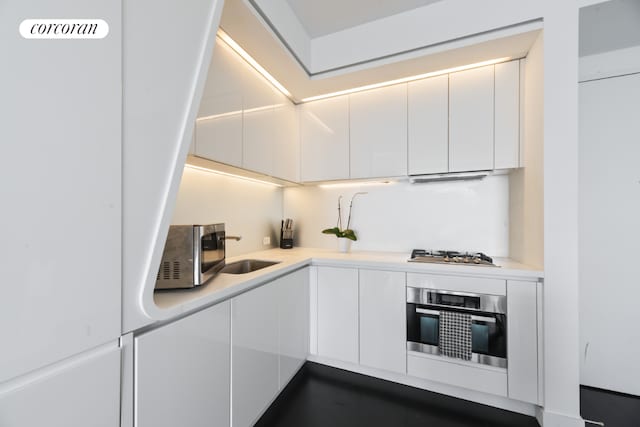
407 303 507 368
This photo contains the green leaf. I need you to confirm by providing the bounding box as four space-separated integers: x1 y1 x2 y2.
342 229 357 241
322 227 340 236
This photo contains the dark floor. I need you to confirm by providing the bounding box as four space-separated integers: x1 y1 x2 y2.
255 362 539 427
580 385 640 427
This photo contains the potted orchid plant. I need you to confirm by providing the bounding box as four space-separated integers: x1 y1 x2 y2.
322 192 367 253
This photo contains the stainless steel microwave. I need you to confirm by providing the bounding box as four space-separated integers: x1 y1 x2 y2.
155 224 225 290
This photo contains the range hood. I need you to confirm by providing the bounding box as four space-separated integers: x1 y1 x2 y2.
409 171 491 184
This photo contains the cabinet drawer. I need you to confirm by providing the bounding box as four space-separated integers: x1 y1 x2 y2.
407 352 507 397
407 273 506 296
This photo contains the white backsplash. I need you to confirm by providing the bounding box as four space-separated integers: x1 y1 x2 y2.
171 167 283 257
283 175 510 256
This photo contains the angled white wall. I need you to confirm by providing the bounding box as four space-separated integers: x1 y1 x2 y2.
122 0 225 332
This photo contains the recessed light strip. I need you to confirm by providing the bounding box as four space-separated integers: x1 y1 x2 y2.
318 180 395 189
185 163 283 187
300 57 512 103
217 29 293 99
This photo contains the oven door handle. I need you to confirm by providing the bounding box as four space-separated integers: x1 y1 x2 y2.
415 308 496 324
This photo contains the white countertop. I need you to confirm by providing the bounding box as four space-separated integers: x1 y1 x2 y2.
151 247 543 322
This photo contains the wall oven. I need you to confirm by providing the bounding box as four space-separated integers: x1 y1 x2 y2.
406 287 507 368
155 223 226 290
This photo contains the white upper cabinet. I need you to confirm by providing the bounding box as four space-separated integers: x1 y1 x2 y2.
195 94 243 167
195 39 245 168
300 95 350 182
494 61 521 169
449 65 495 172
408 74 449 175
195 38 299 181
350 84 408 179
273 95 300 182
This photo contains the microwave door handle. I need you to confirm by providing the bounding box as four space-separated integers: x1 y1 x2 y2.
415 308 440 316
416 308 496 324
471 315 496 324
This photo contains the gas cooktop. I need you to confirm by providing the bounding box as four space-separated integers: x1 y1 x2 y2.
408 249 498 267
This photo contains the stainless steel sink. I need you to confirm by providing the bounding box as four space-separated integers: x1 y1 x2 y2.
220 259 280 275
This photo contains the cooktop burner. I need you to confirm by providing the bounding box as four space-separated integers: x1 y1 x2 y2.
408 249 498 267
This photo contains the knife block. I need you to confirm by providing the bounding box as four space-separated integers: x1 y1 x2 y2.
280 229 293 249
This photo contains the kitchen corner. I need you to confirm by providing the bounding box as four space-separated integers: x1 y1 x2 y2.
152 247 543 322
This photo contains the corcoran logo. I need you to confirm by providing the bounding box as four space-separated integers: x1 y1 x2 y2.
19 19 109 39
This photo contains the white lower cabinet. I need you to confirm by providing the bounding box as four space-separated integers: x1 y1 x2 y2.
506 280 540 404
232 269 309 427
0 343 121 427
232 282 279 427
407 353 508 397
135 301 231 427
317 266 360 364
359 269 406 374
278 268 310 387
312 266 541 406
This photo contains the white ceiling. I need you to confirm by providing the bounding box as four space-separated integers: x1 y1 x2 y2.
220 0 543 101
285 0 444 38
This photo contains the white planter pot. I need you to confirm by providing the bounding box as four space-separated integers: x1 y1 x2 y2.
337 238 352 253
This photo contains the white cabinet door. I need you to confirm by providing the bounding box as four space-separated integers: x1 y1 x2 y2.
507 281 539 404
449 65 494 172
359 269 406 374
243 106 275 176
232 283 279 427
277 268 309 387
350 84 408 178
273 98 300 182
241 56 281 177
317 266 359 364
135 302 231 427
0 344 120 427
195 94 243 167
408 74 449 175
494 61 520 169
196 39 246 167
300 96 350 182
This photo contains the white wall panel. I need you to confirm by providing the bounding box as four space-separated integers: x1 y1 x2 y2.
579 72 640 395
284 175 509 256
0 0 121 382
0 343 120 427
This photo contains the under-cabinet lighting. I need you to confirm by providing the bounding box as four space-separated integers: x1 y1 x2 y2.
196 104 282 123
185 164 283 187
300 57 512 103
318 180 395 189
217 29 293 100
